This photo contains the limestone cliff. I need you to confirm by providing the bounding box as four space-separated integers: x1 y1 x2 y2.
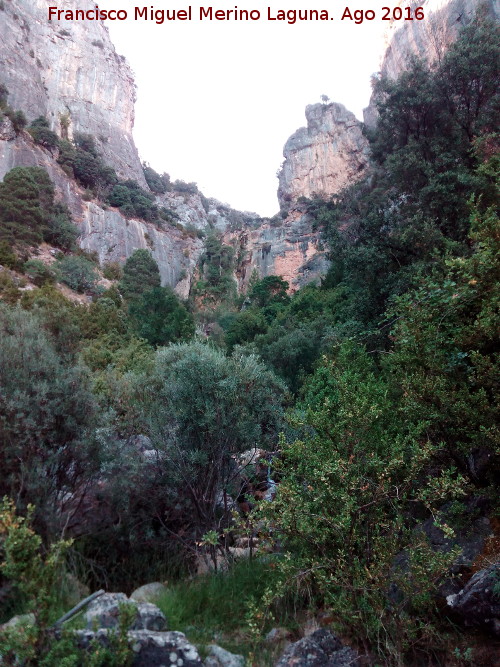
364 0 500 126
0 0 145 185
277 103 369 210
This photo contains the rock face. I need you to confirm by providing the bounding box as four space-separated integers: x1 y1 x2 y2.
0 0 145 185
226 209 330 292
364 0 500 127
277 103 369 210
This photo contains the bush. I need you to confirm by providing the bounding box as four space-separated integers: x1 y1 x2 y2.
56 255 98 293
23 259 56 286
119 249 161 301
102 261 123 281
129 286 195 347
28 117 59 150
0 305 100 536
0 166 53 246
143 163 170 194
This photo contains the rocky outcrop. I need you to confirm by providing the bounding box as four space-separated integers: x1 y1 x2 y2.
77 628 204 666
277 103 369 210
226 210 329 292
0 0 145 185
447 564 500 636
275 629 360 666
205 645 245 667
364 0 500 127
84 592 167 632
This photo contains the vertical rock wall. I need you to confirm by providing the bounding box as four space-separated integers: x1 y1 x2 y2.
0 0 146 185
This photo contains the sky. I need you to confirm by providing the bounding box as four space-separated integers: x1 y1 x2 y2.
106 2 388 216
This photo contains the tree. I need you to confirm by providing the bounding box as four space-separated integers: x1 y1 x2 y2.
28 117 59 150
55 254 98 293
0 167 52 245
135 342 287 537
0 305 99 538
119 249 161 301
252 344 464 661
129 286 194 347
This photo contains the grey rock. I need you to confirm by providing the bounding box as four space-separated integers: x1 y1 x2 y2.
277 103 369 209
84 592 167 632
265 627 292 643
131 582 168 604
447 564 500 636
364 0 500 127
76 628 203 666
0 613 35 630
0 117 16 142
205 645 245 667
0 0 146 185
275 629 360 667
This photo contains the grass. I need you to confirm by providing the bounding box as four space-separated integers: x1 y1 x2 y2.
155 557 295 665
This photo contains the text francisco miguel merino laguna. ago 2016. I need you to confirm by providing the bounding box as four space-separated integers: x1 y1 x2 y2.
48 5 426 25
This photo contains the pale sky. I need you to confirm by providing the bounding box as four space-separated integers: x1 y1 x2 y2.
107 2 388 215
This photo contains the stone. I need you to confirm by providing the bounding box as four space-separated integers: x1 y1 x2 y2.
76 629 203 666
265 627 292 643
0 117 16 142
447 564 500 636
131 582 169 604
277 103 369 209
84 592 167 632
275 629 360 667
0 613 35 630
205 644 245 667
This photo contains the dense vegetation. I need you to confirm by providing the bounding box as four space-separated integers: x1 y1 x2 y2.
0 12 498 666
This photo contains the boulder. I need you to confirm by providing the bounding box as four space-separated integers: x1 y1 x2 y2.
265 627 293 643
84 592 167 632
447 564 500 636
204 644 245 667
76 629 203 666
130 582 168 604
0 613 35 630
275 629 360 667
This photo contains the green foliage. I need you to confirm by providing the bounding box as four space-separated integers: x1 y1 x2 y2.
252 345 466 662
108 180 159 221
23 259 56 286
0 166 52 245
143 163 170 194
129 286 195 347
45 204 79 250
0 306 99 536
133 342 287 537
156 558 285 644
387 203 500 485
0 499 133 667
4 108 27 134
0 167 79 251
195 233 237 305
119 248 161 301
0 240 19 269
102 261 123 281
55 254 98 293
28 116 59 150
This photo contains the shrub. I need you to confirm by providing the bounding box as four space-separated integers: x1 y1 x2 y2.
28 117 59 150
56 255 98 293
0 305 100 536
23 259 56 286
102 261 123 281
119 249 160 301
